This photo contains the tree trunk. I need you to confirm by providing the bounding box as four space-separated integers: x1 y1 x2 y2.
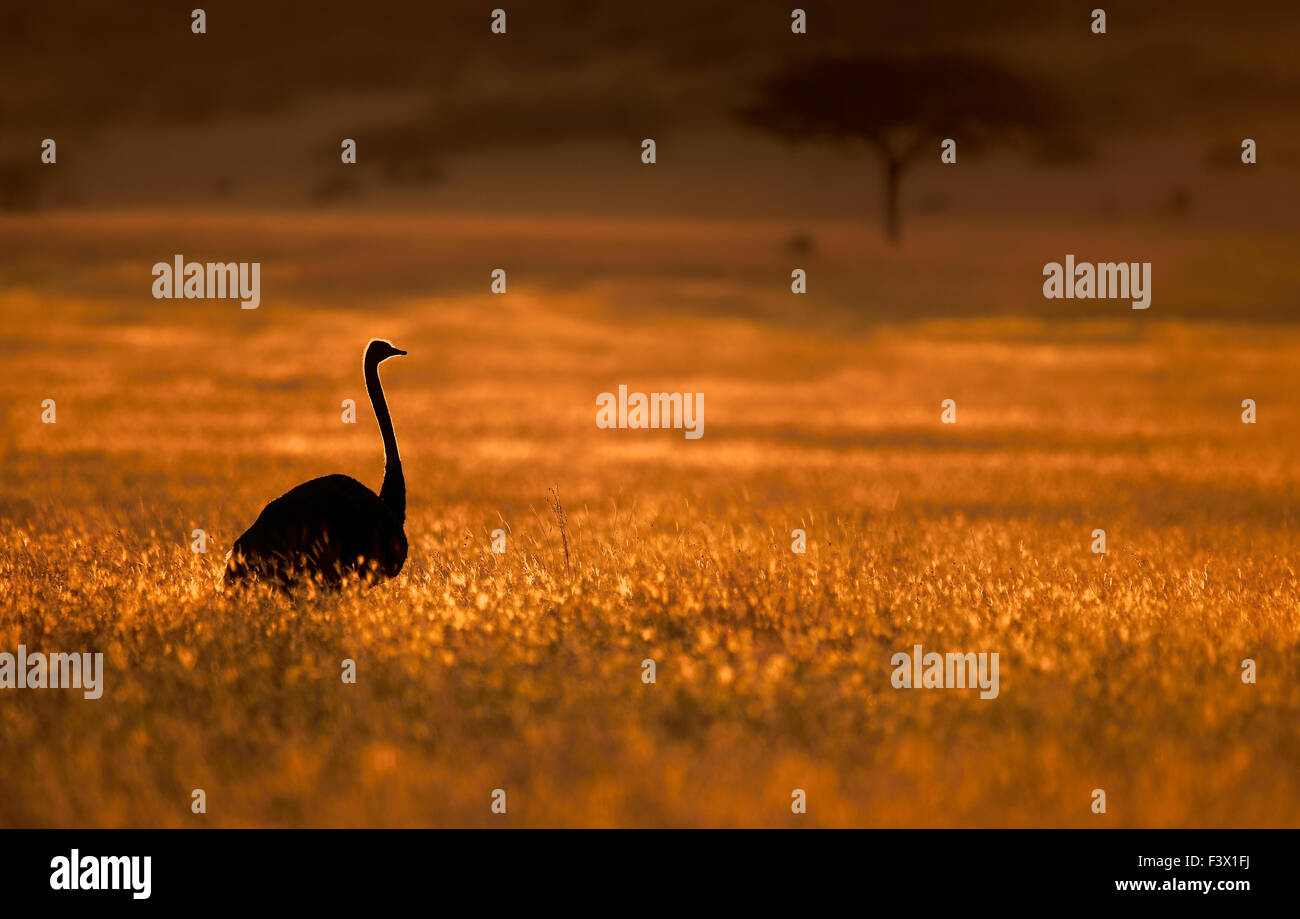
883 157 902 245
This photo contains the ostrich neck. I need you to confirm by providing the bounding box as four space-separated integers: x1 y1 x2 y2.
365 359 405 522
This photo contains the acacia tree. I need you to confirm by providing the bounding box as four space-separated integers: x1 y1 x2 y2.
739 54 1059 244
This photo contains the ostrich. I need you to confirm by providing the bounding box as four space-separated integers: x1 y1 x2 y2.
223 339 409 591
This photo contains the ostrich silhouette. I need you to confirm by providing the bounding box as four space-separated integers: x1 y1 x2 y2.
223 339 408 590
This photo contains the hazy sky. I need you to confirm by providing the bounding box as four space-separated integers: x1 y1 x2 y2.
3 0 1299 220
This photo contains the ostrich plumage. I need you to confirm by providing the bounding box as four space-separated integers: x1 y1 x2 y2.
223 339 408 590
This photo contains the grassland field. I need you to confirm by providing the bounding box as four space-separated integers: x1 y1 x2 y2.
1 213 1297 826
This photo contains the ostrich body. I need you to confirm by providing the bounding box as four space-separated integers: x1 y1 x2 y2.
224 339 408 590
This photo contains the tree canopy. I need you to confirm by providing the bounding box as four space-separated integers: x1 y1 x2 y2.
739 54 1062 242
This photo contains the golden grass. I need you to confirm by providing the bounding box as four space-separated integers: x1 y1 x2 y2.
0 214 1297 826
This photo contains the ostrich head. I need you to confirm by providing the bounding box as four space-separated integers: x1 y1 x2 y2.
366 339 407 364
